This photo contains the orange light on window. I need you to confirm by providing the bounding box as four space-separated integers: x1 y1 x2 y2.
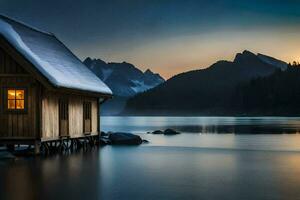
8 100 15 109
7 89 25 110
16 100 24 109
7 90 16 99
16 90 24 99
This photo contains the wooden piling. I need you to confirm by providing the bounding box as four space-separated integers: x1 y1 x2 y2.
34 141 41 155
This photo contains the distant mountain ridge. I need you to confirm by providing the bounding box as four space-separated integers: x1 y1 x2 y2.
83 57 165 115
123 50 288 115
84 58 164 97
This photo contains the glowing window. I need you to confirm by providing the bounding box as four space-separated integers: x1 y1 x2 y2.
7 89 25 110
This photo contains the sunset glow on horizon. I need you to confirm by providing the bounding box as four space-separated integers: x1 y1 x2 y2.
1 0 300 79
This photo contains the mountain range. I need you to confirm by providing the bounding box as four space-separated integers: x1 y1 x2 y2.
122 50 288 115
83 58 165 114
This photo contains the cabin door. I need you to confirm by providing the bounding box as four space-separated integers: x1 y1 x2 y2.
59 99 69 137
83 102 92 133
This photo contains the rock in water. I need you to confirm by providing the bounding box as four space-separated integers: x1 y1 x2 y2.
100 131 109 137
109 132 143 145
164 129 180 135
142 139 149 144
152 130 164 134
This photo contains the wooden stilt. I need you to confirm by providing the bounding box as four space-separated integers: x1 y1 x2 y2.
70 139 74 150
13 134 102 155
34 141 41 155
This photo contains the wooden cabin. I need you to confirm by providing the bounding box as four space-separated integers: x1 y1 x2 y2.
0 15 112 153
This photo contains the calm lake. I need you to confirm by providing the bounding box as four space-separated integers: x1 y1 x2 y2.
2 117 300 200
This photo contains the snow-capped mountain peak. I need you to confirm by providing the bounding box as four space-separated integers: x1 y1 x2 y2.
83 58 165 97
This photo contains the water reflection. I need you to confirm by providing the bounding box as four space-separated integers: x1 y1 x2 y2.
2 140 300 199
0 149 100 200
102 116 300 134
2 117 300 199
98 146 300 200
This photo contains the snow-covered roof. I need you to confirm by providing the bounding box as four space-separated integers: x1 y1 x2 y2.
0 15 112 96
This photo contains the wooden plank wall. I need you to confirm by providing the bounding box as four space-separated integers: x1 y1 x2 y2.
42 92 59 139
69 96 84 137
91 100 98 133
0 47 28 74
42 91 99 140
0 47 39 139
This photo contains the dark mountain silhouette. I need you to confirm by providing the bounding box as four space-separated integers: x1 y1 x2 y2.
257 53 287 71
123 50 288 115
232 63 300 115
83 58 164 114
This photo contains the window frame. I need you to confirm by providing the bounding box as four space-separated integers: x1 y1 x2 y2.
3 87 28 114
59 98 69 121
58 98 69 137
83 101 92 133
83 101 92 120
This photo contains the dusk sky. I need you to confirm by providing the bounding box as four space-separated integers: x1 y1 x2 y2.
1 0 300 79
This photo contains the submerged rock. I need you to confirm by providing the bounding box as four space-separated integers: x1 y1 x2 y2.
108 132 143 145
149 129 180 135
164 129 180 135
142 139 149 144
152 130 164 134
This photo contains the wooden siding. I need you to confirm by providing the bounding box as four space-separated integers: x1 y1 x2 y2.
92 100 98 133
0 43 101 142
42 91 99 140
69 96 83 137
0 47 28 74
42 92 59 139
0 47 39 139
